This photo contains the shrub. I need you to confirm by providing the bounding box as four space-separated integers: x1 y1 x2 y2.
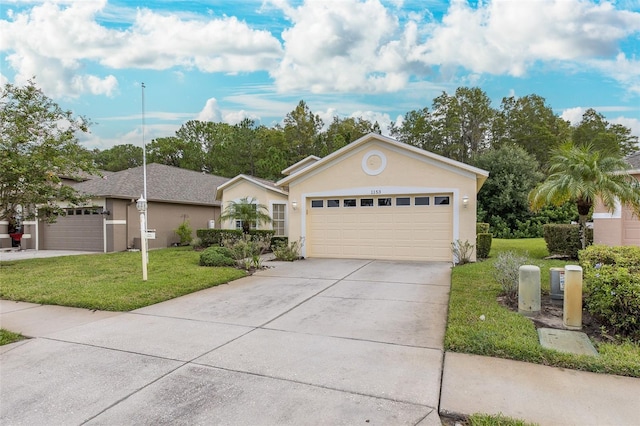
175 220 193 246
270 236 288 251
272 238 304 261
247 230 275 241
451 240 474 265
543 224 593 259
196 229 243 248
199 246 236 267
476 233 492 259
223 234 271 270
579 245 640 341
190 237 202 249
476 223 490 234
493 251 531 303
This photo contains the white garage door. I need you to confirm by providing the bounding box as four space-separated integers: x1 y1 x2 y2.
307 194 453 261
41 207 104 251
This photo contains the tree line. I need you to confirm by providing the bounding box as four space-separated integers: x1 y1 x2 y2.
96 88 637 180
4 80 638 236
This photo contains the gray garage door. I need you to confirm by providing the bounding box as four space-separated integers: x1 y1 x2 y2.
41 207 104 251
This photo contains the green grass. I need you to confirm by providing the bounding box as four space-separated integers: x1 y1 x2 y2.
0 247 246 311
0 329 24 346
445 238 640 378
467 413 538 426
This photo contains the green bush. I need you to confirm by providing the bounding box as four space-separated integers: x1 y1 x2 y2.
476 223 490 234
174 220 193 246
248 230 275 240
196 229 243 248
223 234 272 270
272 238 303 261
543 224 593 258
579 245 640 341
199 246 236 267
493 251 531 303
476 233 492 259
270 236 288 251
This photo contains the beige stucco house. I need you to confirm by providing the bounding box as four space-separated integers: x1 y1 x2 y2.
593 151 640 247
215 175 289 236
217 133 488 262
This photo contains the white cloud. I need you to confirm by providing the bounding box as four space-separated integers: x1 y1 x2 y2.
420 0 640 77
1 1 283 98
561 107 586 125
587 53 640 95
272 0 415 93
196 98 223 122
223 110 260 125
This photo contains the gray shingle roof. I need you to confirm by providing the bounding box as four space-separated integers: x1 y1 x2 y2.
626 151 640 169
72 163 229 206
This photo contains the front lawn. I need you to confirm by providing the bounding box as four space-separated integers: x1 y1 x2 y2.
0 247 246 311
445 238 640 378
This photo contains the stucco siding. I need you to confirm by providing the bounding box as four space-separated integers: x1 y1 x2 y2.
286 141 479 261
219 180 288 232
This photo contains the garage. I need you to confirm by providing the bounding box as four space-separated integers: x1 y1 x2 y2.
40 207 104 251
307 194 453 261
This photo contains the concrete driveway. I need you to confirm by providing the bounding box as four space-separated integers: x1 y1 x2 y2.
0 258 450 425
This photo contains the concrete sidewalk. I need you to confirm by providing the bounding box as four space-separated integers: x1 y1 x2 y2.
440 352 640 425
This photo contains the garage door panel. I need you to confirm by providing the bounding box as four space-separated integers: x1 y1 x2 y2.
41 212 103 251
307 195 453 261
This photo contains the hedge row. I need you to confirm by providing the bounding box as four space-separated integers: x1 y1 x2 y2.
542 224 593 259
196 229 275 248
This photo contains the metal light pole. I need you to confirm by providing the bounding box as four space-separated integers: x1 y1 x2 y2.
141 83 148 205
136 196 148 281
139 82 149 280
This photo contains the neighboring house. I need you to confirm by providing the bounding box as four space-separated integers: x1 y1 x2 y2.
216 133 489 262
0 164 229 252
593 151 640 247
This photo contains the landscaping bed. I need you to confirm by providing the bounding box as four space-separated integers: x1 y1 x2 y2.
445 238 640 378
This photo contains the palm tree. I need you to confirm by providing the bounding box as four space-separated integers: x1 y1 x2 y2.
219 197 272 234
529 143 640 249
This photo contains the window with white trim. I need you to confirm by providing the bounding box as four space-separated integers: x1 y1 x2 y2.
272 204 286 237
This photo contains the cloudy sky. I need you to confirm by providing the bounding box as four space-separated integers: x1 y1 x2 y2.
1 0 639 151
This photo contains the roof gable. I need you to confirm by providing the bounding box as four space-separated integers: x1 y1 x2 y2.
281 155 321 176
72 163 229 206
215 174 288 201
276 133 489 188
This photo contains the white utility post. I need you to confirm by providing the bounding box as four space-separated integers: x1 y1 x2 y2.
137 196 148 281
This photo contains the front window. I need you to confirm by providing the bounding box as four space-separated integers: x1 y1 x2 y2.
272 204 286 236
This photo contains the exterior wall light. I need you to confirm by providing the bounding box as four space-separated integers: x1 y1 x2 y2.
292 200 298 210
462 195 469 208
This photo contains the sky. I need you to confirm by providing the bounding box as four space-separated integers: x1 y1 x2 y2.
1 0 639 151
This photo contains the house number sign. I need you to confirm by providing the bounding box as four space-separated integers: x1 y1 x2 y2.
371 189 382 195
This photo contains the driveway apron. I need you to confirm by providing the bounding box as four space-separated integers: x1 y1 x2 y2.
0 258 450 425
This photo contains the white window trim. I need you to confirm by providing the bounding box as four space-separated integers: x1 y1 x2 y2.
269 201 288 237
